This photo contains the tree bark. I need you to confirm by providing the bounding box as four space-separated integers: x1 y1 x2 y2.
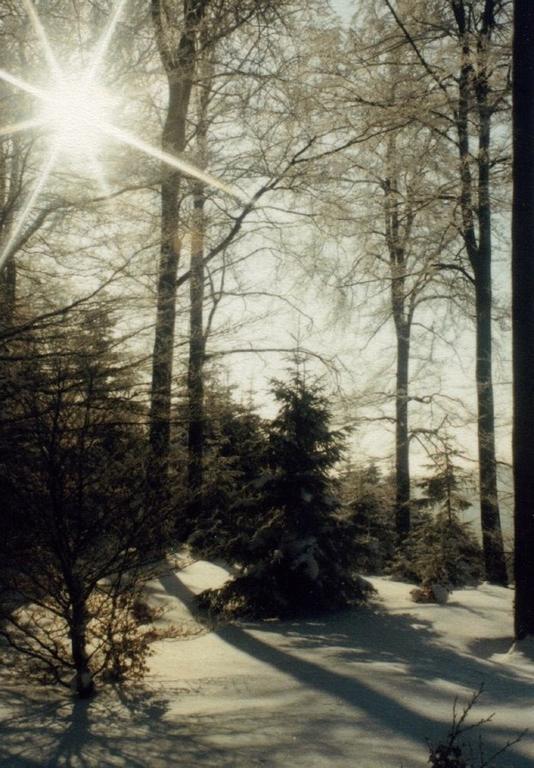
384 166 414 541
395 327 410 539
0 259 15 326
69 579 94 698
187 180 206 521
186 51 211 526
473 261 507 584
512 0 534 639
453 2 508 584
0 143 16 326
147 0 207 507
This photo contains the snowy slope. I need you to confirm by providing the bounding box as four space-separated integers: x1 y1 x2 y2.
0 563 532 768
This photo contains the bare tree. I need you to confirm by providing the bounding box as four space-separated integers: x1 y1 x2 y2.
383 0 510 583
187 49 211 521
147 0 292 509
0 304 162 697
308 25 460 540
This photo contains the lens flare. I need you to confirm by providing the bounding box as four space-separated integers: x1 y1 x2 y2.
39 75 113 156
0 144 60 271
0 0 247 270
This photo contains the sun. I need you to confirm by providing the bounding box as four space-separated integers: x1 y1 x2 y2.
0 0 246 272
39 74 114 157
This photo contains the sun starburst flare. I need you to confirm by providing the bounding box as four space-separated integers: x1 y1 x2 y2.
0 0 246 271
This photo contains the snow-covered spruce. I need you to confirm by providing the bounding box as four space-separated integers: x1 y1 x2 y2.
197 371 373 619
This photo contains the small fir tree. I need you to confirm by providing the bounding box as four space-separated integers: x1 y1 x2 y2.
342 463 396 574
390 436 483 588
187 384 270 558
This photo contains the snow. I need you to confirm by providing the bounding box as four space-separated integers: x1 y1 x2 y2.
1 563 533 767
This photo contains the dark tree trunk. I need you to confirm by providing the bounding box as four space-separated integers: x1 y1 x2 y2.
453 4 508 584
187 181 206 521
395 327 410 539
147 173 181 502
473 262 507 585
384 167 414 541
512 0 534 639
0 144 16 326
0 258 15 326
473 20 508 586
186 56 211 527
147 0 206 507
69 581 94 698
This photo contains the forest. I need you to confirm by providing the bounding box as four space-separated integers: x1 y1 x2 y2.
0 1 533 766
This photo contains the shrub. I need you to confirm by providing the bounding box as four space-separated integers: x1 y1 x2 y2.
389 510 483 588
0 307 170 696
426 687 525 768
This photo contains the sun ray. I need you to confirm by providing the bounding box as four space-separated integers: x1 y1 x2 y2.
0 117 46 138
101 122 249 204
0 68 47 100
85 0 129 85
21 0 63 81
88 155 112 198
0 0 250 271
0 144 60 271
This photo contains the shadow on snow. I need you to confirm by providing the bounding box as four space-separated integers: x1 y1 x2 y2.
0 566 531 767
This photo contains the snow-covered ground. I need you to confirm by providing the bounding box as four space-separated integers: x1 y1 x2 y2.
1 562 532 767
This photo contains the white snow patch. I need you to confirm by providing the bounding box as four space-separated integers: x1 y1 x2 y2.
1 565 532 767
492 636 534 676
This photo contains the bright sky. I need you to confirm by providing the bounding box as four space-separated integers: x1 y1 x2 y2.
331 0 357 25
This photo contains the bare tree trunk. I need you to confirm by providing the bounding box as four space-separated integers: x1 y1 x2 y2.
147 173 181 500
186 53 211 527
395 327 410 539
512 0 534 639
147 0 207 509
187 179 206 521
453 2 508 584
69 578 94 698
384 165 415 541
0 144 16 326
473 262 507 584
0 259 15 326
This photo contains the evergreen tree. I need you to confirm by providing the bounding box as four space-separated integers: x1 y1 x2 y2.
186 383 270 557
342 463 396 574
390 437 483 588
198 370 372 618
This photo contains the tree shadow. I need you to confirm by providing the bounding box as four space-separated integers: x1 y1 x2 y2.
43 698 93 768
162 568 533 765
0 682 271 767
468 637 516 658
1 566 531 767
230 600 534 706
